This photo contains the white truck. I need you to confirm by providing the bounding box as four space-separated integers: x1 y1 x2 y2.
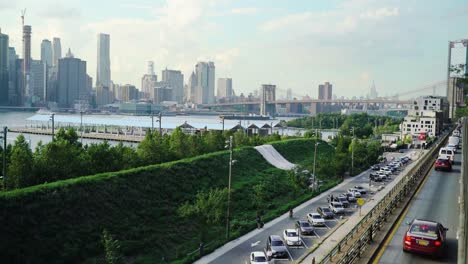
448 136 460 148
439 147 455 163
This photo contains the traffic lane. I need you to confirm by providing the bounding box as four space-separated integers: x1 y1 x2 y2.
209 152 414 264
377 154 460 264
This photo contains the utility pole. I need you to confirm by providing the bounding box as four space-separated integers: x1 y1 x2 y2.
151 112 154 132
226 136 234 240
158 112 162 135
80 111 84 143
50 114 55 141
220 116 225 131
1 127 7 190
351 127 355 176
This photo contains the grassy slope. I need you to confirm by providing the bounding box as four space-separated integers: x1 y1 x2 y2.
0 139 336 263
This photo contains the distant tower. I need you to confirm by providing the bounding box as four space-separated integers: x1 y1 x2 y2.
147 61 155 75
52 37 62 68
40 39 53 67
260 84 276 116
141 61 157 99
194 61 215 104
0 28 9 105
318 82 332 100
369 80 378 99
96 33 111 88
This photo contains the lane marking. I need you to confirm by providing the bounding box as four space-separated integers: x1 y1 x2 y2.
300 237 309 248
285 247 294 261
250 240 261 247
313 230 321 238
371 164 432 264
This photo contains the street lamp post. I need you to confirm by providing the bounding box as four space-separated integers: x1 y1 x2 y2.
158 112 162 135
1 127 7 190
226 136 234 240
151 112 154 132
50 114 55 141
313 142 320 192
351 127 355 176
80 111 84 143
220 116 225 131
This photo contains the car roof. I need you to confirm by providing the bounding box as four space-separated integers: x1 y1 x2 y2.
270 235 282 241
252 251 266 257
297 219 308 223
285 229 298 233
412 219 439 226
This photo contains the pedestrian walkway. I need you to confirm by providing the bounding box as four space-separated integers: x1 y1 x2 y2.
254 144 296 170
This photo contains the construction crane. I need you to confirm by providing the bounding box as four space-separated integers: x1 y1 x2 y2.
21 9 26 27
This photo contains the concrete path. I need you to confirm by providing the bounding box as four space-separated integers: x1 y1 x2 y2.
254 144 296 170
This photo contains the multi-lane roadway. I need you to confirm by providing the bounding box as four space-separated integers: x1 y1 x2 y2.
374 151 461 264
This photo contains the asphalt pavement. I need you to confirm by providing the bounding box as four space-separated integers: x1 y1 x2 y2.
196 151 412 264
374 152 461 264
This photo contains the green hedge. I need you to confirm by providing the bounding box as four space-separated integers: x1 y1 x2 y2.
0 139 336 263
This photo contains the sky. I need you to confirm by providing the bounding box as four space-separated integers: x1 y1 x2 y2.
0 0 467 99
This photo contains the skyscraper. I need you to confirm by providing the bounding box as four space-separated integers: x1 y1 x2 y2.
369 81 378 99
23 25 32 105
52 37 61 68
96 33 111 88
186 71 197 102
40 39 52 67
0 29 9 105
194 61 215 104
57 49 87 108
30 60 47 102
318 82 332 100
8 47 19 105
141 61 157 99
162 68 184 103
217 78 232 99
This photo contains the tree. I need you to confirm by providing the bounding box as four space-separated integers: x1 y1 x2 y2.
169 127 188 160
178 188 228 242
137 131 163 165
7 135 34 189
287 166 310 191
102 229 123 264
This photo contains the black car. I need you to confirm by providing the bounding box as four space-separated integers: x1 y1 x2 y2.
266 235 288 259
341 193 356 202
371 164 380 170
295 220 314 235
317 206 334 219
354 186 367 194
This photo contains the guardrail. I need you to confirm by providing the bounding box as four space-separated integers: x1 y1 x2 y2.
317 131 450 264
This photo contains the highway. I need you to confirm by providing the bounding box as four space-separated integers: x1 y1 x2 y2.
374 152 461 264
197 152 414 264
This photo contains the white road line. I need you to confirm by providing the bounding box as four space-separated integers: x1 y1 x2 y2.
300 237 309 248
313 230 321 238
286 247 294 261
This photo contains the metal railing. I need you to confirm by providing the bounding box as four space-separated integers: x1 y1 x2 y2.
318 131 450 264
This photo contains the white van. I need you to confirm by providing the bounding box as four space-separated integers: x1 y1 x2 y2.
439 147 455 163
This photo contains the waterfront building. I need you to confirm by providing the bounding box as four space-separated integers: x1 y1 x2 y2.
96 85 113 106
120 84 138 102
141 61 157 99
193 61 215 104
22 25 32 105
96 33 111 88
186 71 197 102
57 49 87 108
318 82 332 100
40 39 53 67
162 68 183 103
52 37 61 68
0 30 9 105
217 78 232 100
151 81 172 104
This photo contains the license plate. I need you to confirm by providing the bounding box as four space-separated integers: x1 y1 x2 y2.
417 239 429 246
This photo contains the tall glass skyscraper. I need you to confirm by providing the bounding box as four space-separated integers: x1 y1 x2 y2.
0 29 9 105
40 39 52 67
52 37 61 68
96 33 110 88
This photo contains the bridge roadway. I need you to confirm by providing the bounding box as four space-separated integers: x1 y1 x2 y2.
203 99 413 107
373 152 461 264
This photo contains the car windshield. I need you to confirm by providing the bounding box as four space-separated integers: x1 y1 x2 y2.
409 223 438 238
287 231 298 237
339 197 347 202
300 222 311 227
254 256 267 262
322 208 331 212
313 214 321 219
271 240 284 246
335 203 343 208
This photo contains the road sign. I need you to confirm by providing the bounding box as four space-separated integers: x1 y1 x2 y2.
357 198 364 206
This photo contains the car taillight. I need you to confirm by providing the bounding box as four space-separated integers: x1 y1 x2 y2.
405 235 411 241
434 240 441 246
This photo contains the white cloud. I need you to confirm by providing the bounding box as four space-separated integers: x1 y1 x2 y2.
360 7 399 20
231 7 258 15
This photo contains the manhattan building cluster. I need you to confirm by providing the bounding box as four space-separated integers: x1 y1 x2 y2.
0 23 246 111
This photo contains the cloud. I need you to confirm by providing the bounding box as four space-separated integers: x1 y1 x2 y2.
360 7 399 20
38 3 82 19
231 7 258 15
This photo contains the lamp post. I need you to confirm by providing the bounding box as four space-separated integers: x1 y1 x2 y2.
226 136 234 240
1 127 7 190
151 112 154 132
313 142 320 192
157 112 162 135
351 127 355 176
80 111 84 143
220 116 225 131
50 114 55 141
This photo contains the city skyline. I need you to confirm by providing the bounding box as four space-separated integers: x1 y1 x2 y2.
0 0 467 98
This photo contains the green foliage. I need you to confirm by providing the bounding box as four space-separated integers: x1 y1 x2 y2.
0 138 337 264
102 230 123 264
6 135 33 189
287 166 310 191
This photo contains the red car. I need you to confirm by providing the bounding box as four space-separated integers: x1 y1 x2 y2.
403 219 448 257
434 158 452 171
